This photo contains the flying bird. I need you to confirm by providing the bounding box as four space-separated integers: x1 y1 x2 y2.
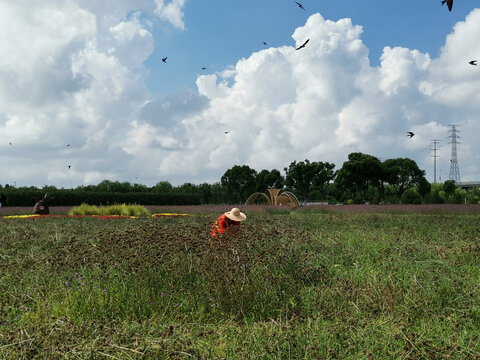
296 39 310 50
407 132 415 138
201 67 207 70
441 0 453 12
295 1 305 10
469 60 478 66
224 131 229 134
263 41 267 45
162 57 167 63
66 144 70 147
68 165 71 169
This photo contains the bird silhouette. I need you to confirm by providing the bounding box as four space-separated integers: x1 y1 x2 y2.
66 144 70 147
407 132 415 138
296 39 310 50
263 41 267 45
162 57 167 63
201 67 207 70
295 1 305 10
224 131 229 134
68 165 71 169
441 0 453 11
9 142 12 145
469 60 478 66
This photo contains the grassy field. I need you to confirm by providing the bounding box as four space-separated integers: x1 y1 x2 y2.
1 206 480 359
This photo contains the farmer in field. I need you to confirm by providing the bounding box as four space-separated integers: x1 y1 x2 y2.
211 207 246 242
33 193 53 215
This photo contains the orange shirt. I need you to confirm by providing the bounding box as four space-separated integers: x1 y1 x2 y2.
211 214 240 237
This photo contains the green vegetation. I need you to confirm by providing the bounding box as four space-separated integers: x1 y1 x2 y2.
1 152 479 206
69 203 150 217
0 188 201 207
1 209 480 358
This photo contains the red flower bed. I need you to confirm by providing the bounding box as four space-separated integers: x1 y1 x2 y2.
1 214 135 220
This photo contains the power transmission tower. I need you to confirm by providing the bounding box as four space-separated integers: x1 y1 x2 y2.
448 124 461 183
430 139 440 183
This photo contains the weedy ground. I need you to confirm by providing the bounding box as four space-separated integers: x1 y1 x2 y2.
1 208 480 359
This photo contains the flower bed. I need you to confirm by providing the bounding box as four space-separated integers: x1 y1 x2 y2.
1 213 191 220
1 214 136 219
151 213 190 217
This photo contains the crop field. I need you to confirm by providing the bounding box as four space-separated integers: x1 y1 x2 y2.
1 205 480 359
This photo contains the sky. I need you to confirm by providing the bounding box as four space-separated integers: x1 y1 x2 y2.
1 0 480 188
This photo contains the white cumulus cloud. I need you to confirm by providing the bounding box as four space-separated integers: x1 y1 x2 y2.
0 0 183 187
1 4 479 188
125 11 480 184
154 0 186 30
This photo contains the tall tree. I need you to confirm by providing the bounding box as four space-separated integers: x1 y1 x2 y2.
417 176 431 203
221 165 258 203
443 180 456 198
174 182 198 194
152 181 173 193
383 158 427 201
95 180 132 193
284 160 335 204
198 182 212 205
255 169 284 192
209 182 228 204
335 153 384 202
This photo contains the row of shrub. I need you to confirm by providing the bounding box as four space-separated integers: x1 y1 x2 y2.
69 204 150 216
0 190 201 207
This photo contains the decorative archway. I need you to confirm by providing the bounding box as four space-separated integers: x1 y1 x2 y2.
245 189 300 208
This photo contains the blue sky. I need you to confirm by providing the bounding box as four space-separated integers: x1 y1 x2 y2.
0 0 479 188
145 0 476 95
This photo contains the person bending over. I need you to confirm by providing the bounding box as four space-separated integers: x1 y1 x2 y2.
211 207 246 244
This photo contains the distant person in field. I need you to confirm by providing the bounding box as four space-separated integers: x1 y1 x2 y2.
33 193 53 215
211 207 247 242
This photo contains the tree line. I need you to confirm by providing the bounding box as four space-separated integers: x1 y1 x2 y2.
219 153 479 205
1 152 479 206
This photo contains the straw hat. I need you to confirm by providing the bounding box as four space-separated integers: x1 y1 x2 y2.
225 207 246 222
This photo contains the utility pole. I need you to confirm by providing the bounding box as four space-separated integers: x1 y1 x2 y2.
430 139 440 183
448 125 461 183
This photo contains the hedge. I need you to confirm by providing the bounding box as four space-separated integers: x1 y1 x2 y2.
0 190 201 207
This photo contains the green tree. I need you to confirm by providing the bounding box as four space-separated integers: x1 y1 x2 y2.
198 182 212 204
174 183 198 194
383 158 427 202
427 182 446 203
209 182 228 204
401 188 422 204
42 185 58 193
152 181 173 193
466 187 480 204
443 180 456 197
452 187 467 204
335 153 384 202
221 165 257 203
417 177 431 202
255 169 284 192
284 160 335 204
95 180 133 193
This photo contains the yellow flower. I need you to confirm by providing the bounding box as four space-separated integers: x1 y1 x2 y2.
152 213 189 217
2 214 41 219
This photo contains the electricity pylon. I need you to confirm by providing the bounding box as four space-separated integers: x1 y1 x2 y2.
448 125 461 183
